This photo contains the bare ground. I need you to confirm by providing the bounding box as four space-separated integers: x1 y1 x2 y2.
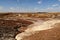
22 23 60 40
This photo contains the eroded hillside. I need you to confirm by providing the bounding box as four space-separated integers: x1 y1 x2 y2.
0 12 60 40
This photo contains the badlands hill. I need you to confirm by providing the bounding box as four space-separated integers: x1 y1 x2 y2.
22 23 60 40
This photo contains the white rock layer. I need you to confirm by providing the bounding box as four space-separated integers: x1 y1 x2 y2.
15 19 60 40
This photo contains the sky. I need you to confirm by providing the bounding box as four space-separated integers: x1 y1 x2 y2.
0 0 60 12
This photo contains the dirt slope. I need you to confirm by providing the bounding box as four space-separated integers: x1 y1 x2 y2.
22 23 60 40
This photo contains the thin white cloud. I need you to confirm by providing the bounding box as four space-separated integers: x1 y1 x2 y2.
42 7 53 12
10 7 15 10
58 0 60 1
52 4 59 7
37 1 42 4
9 7 20 12
47 7 53 10
43 6 60 12
17 0 20 2
0 6 3 10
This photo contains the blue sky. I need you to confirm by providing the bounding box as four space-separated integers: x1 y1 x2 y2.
0 0 60 12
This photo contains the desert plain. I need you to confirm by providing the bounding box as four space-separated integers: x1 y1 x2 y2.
0 12 60 40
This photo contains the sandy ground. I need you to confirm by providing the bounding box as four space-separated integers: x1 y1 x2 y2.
16 19 60 40
20 23 60 40
0 16 60 40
